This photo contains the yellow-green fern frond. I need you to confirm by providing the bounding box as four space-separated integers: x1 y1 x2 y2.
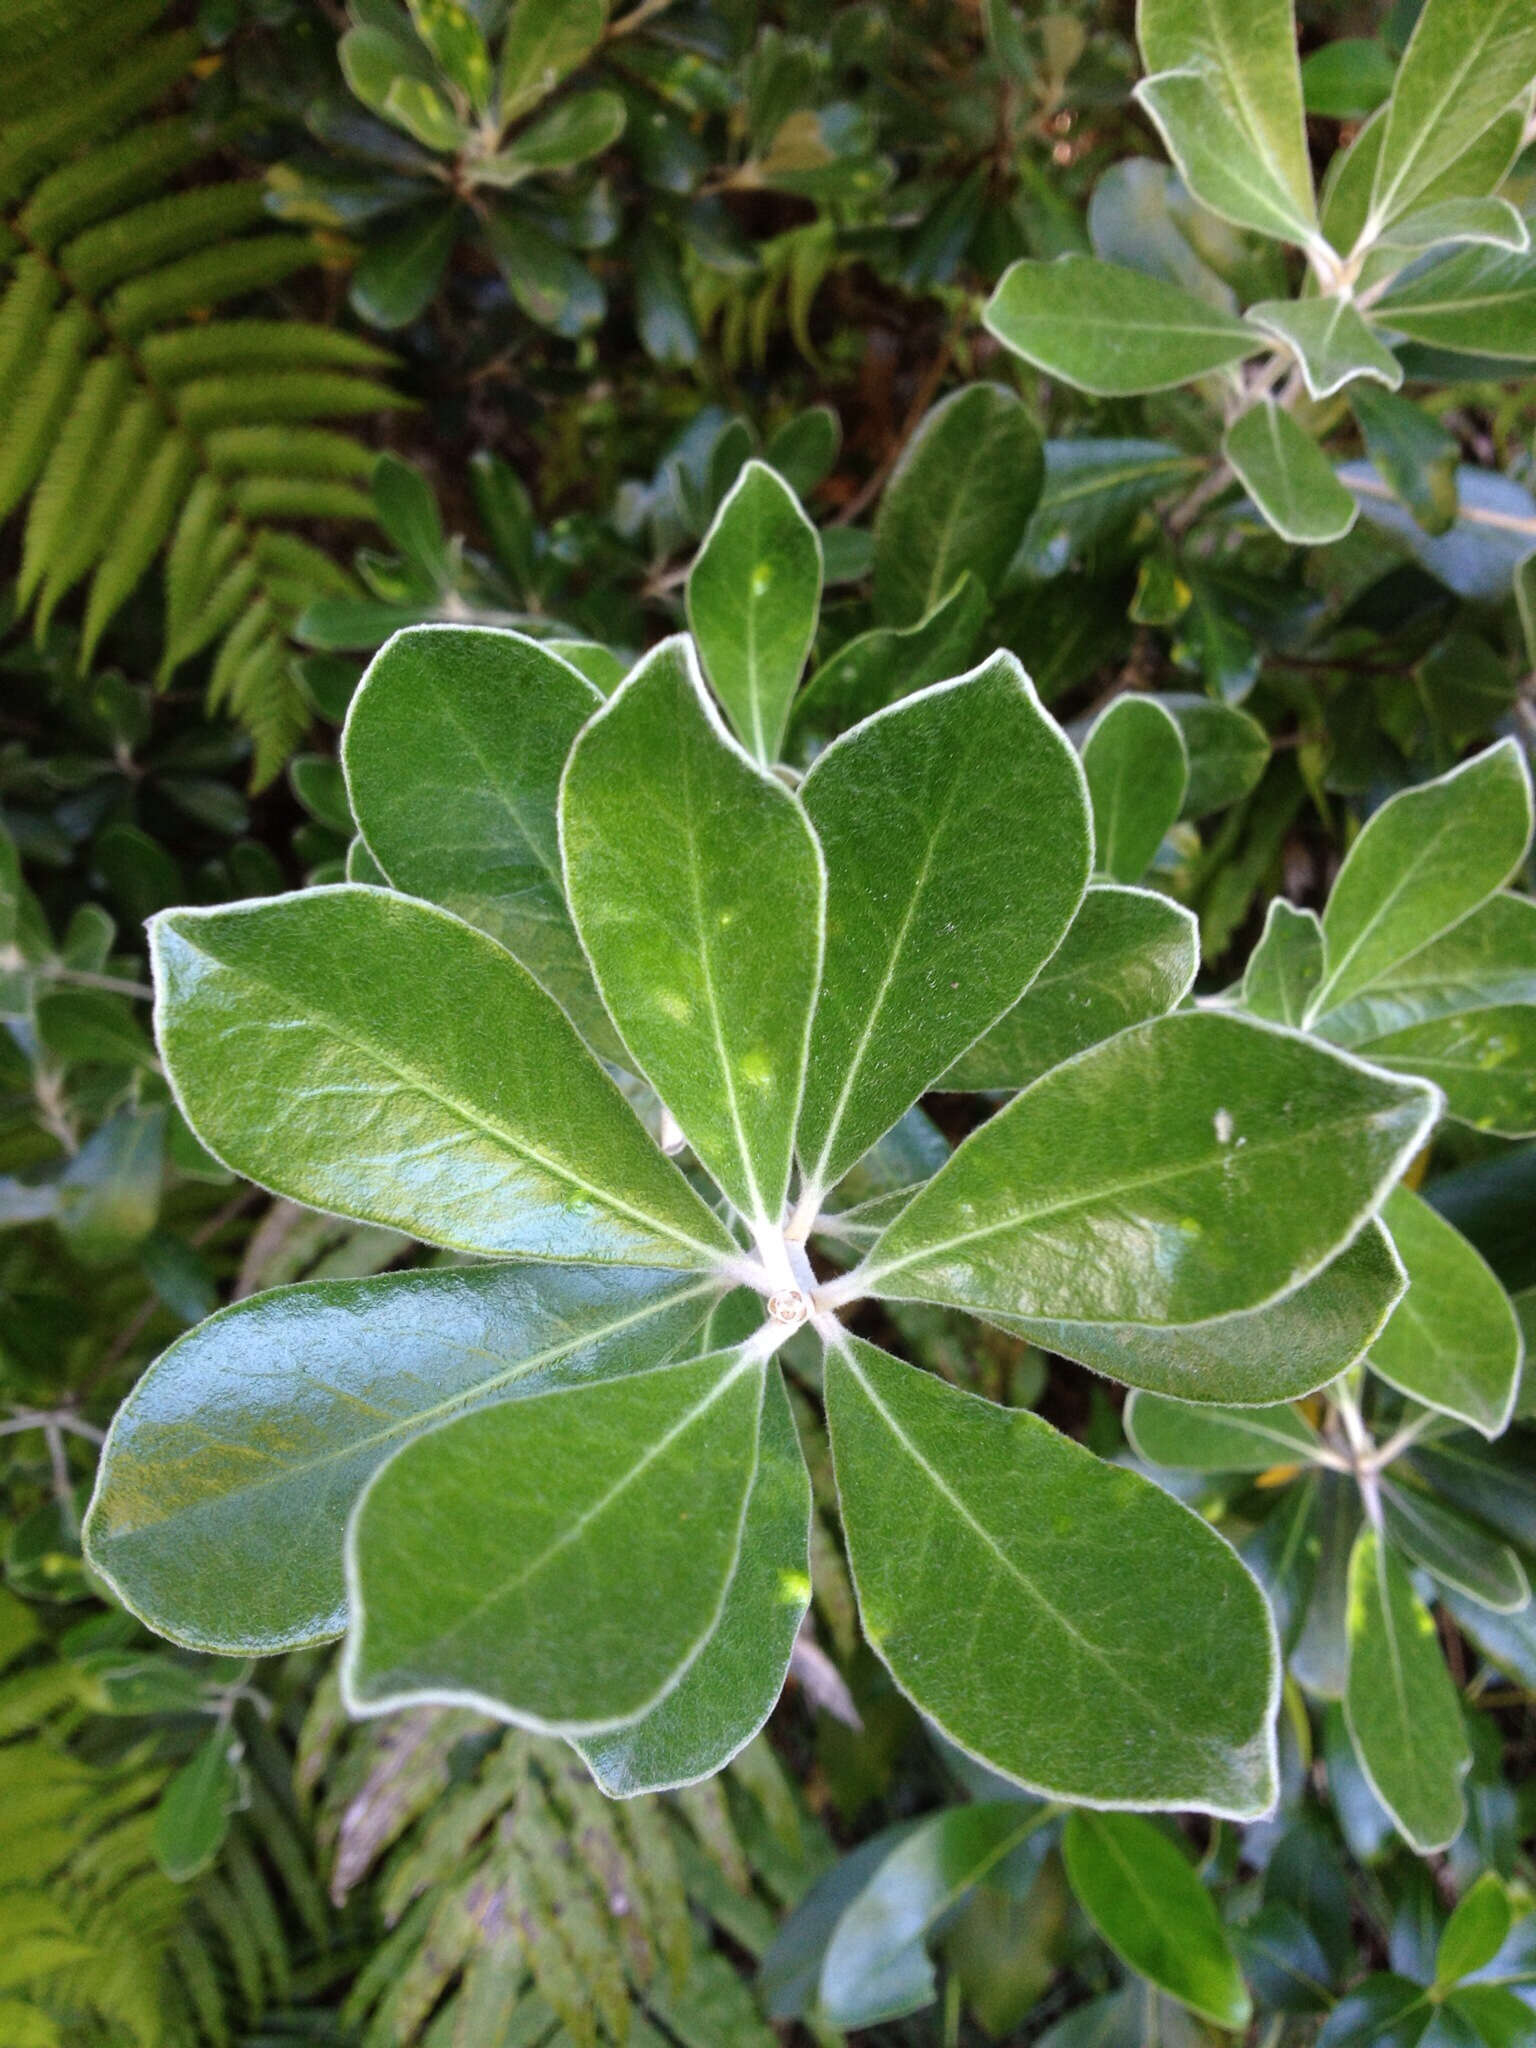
0 0 401 785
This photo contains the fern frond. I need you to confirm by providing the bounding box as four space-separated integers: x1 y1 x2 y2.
0 255 59 388
20 111 206 250
0 6 397 781
36 398 164 636
62 180 268 294
18 349 133 605
80 429 197 664
0 30 200 204
175 368 410 431
141 319 396 379
0 301 92 519
228 477 376 520
206 424 378 478
108 232 320 336
313 1687 830 2048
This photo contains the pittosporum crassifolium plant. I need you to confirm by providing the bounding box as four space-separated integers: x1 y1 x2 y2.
84 448 1500 1829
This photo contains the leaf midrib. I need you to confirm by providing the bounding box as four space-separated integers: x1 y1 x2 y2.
836 1337 1222 1764
177 928 727 1264
864 1099 1410 1293
104 1277 719 1535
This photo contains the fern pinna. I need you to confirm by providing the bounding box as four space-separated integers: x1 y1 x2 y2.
0 0 406 784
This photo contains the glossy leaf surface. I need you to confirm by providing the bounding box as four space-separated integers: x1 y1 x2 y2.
1379 1480 1530 1613
1242 900 1325 1026
818 1803 1043 2028
1135 0 1316 250
574 1361 810 1795
561 638 824 1226
984 255 1261 396
1125 1391 1323 1472
1365 0 1536 234
85 1263 718 1652
1081 695 1188 883
826 1335 1278 1815
988 1219 1405 1404
943 885 1198 1093
1345 1528 1470 1853
788 575 987 749
1062 1810 1251 2030
1375 245 1536 360
1224 400 1358 545
871 385 1043 627
1164 693 1270 817
151 887 734 1267
342 625 614 1047
796 657 1090 1198
686 460 821 765
1371 1187 1522 1436
1320 892 1536 1050
346 1346 768 1728
1358 1006 1536 1138
859 1011 1436 1327
1309 742 1533 1025
1243 297 1403 400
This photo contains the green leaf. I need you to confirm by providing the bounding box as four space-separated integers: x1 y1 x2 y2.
1163 693 1270 818
480 204 603 335
1017 440 1203 579
825 1334 1278 1815
153 1732 239 1882
1364 0 1536 235
1436 1874 1513 1989
1317 1976 1430 2048
479 88 625 179
1223 400 1358 544
1081 695 1188 883
343 625 617 1052
384 75 470 151
1309 741 1534 1026
1241 899 1325 1027
1379 1480 1529 1613
788 575 987 751
1371 1187 1523 1436
943 884 1198 1093
795 656 1090 1203
560 637 825 1230
1353 1006 1536 1138
574 1360 808 1795
1301 38 1397 119
818 1803 1044 2028
1377 196 1530 256
56 1106 164 1266
853 1010 1437 1329
989 1220 1407 1405
1348 383 1460 536
1244 297 1404 400
1135 0 1316 249
408 0 492 110
685 460 822 765
984 256 1261 396
1344 1527 1470 1853
1322 96 1528 266
871 384 1043 627
1124 1391 1324 1472
344 1343 770 1728
499 0 605 122
1374 246 1536 361
1062 1810 1251 2031
84 1263 718 1652
151 887 734 1269
370 453 449 584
